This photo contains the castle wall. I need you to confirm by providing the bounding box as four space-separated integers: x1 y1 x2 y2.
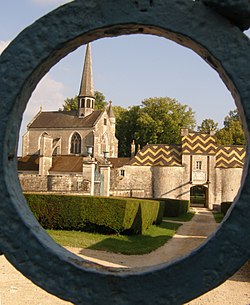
19 173 91 195
19 174 48 192
216 168 243 203
152 167 187 199
110 165 152 198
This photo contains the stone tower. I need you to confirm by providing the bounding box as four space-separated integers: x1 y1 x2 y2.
107 100 116 134
78 43 95 118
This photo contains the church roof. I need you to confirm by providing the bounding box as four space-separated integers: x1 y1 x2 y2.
28 110 103 129
79 43 94 98
50 156 83 172
18 155 39 171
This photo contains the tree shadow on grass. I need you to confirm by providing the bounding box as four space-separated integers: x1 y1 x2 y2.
86 222 182 255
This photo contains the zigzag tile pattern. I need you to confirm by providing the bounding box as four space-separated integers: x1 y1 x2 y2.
216 146 246 168
129 144 182 166
182 133 217 155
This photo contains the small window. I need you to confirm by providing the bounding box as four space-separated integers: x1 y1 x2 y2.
104 118 107 126
120 169 125 177
195 161 202 170
87 99 91 108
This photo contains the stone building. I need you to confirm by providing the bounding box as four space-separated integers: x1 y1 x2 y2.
22 43 118 160
19 43 117 196
110 129 245 209
18 43 245 209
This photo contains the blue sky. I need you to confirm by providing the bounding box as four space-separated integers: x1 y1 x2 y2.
1 0 250 155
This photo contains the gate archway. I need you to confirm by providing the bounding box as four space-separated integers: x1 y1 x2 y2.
190 185 208 208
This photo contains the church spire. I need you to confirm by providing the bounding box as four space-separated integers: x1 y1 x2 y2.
78 43 95 117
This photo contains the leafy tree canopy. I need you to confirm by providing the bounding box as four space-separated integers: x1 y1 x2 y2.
116 97 196 157
216 109 246 145
197 118 218 133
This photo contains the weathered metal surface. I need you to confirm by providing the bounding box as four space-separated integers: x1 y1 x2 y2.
0 0 249 304
202 0 250 30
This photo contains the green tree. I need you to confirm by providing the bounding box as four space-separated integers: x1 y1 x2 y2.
197 118 218 133
95 91 107 110
116 97 196 157
60 96 78 111
216 109 246 145
60 91 107 111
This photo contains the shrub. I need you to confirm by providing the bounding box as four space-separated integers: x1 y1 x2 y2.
24 193 162 235
221 201 233 215
160 198 190 217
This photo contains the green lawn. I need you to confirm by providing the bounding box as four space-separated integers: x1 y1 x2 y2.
163 210 195 222
213 212 224 223
47 221 181 255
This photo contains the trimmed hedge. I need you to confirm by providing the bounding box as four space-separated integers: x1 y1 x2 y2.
221 201 233 215
25 193 163 235
159 198 190 217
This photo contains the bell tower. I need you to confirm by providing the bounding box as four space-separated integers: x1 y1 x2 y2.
78 43 95 117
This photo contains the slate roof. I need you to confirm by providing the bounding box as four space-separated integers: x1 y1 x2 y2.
28 110 103 129
79 43 94 98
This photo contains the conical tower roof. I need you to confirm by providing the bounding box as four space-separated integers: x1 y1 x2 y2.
79 43 94 98
107 100 115 118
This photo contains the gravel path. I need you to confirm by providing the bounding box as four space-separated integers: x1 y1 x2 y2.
0 207 249 304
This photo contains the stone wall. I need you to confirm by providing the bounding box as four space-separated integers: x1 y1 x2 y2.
19 173 48 192
19 173 92 195
152 166 186 199
110 165 153 198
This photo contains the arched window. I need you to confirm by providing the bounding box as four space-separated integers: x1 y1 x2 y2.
87 99 91 108
70 132 81 154
53 146 59 156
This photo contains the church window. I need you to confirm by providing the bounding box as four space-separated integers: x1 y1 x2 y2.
195 161 202 170
70 132 81 154
120 169 125 177
87 99 91 108
53 146 59 156
81 99 85 108
104 118 107 125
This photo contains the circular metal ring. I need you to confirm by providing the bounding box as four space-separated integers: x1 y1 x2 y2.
0 1 249 304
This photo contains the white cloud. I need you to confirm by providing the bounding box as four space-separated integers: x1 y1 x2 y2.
25 74 65 118
19 75 66 155
0 40 11 54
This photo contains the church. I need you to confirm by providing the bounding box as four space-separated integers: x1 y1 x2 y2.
18 43 245 210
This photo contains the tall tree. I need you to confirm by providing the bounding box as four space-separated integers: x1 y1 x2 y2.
197 118 218 133
216 109 246 145
116 97 196 157
95 91 107 110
